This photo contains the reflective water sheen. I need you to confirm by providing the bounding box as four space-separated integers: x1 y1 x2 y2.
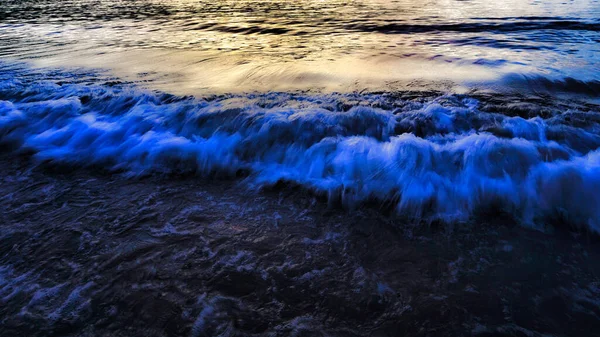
2 2 600 336
1 0 599 94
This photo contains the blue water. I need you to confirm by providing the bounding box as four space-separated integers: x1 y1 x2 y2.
2 63 600 232
1 0 600 231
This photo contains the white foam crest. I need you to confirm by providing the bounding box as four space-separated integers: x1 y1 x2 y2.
2 80 600 231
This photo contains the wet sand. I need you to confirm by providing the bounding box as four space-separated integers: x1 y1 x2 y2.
1 154 599 336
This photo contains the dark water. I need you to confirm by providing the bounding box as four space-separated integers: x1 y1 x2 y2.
1 1 600 336
1 153 600 337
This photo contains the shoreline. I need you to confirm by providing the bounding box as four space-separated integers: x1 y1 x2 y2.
1 154 599 336
2 0 600 335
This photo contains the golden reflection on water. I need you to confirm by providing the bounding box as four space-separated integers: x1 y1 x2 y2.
1 0 598 94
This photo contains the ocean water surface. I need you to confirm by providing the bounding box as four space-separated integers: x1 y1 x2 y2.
1 1 600 336
1 0 600 230
1 0 599 94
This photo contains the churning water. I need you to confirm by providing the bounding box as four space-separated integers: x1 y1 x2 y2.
1 2 600 335
1 0 600 231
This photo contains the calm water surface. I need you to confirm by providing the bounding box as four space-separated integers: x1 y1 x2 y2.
1 0 599 94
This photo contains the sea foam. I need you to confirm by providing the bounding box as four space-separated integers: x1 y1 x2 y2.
1 70 600 232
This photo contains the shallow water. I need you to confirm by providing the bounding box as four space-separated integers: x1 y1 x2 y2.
2 63 600 232
1 0 599 94
2 1 600 336
1 153 600 336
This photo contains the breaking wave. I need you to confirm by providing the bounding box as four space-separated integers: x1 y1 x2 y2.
2 67 600 232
